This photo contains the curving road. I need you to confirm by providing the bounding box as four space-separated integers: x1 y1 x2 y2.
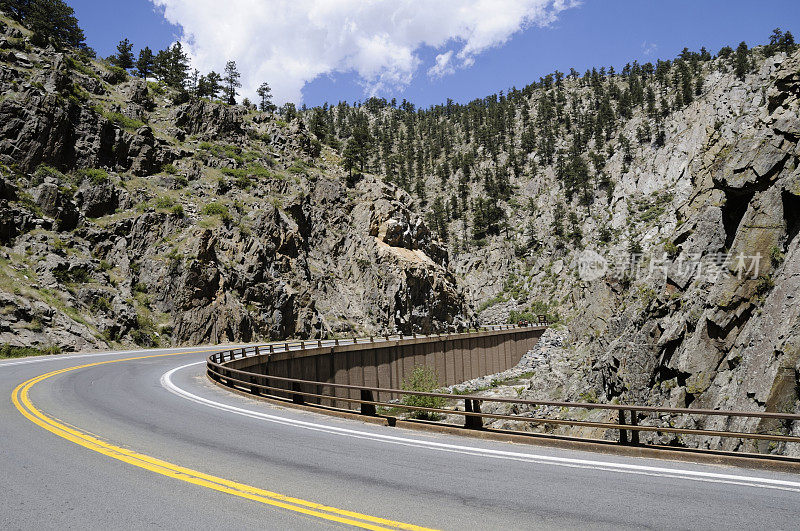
3 345 800 530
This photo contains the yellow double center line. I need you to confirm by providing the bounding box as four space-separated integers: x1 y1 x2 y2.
11 351 435 531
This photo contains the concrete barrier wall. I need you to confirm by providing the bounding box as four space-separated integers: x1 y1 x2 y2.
227 327 546 407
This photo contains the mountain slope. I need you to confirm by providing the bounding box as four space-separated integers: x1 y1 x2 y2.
0 13 470 351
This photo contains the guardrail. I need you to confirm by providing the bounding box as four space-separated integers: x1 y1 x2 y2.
207 324 800 453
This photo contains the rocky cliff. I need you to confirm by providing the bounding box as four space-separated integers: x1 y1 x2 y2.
1 9 799 454
301 39 800 454
0 14 471 351
445 49 800 455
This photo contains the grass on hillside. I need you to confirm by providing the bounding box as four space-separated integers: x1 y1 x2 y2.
0 345 62 359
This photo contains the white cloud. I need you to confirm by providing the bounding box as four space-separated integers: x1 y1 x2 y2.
642 41 658 57
428 50 455 78
150 0 580 104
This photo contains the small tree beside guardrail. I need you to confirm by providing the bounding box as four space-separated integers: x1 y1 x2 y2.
402 366 447 420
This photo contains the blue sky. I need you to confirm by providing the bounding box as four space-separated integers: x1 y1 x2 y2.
68 0 799 108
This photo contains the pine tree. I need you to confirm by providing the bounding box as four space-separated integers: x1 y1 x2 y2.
188 69 199 96
8 0 86 49
153 49 170 82
113 38 134 70
167 42 189 89
551 202 565 248
256 82 275 112
342 139 361 185
198 71 222 99
734 41 749 81
135 46 154 80
309 109 328 141
223 61 241 105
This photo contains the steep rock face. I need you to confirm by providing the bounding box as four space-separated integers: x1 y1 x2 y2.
171 100 247 140
0 91 176 175
529 51 800 454
310 177 469 334
0 16 472 351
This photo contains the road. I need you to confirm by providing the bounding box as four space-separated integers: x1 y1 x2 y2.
2 344 800 530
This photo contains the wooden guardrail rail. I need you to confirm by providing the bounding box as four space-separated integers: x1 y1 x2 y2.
207 324 800 454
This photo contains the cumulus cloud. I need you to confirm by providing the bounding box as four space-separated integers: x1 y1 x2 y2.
428 50 455 78
150 0 580 104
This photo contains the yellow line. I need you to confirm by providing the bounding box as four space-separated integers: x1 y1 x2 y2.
12 351 436 531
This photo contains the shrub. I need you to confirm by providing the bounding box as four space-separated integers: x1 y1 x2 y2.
288 160 308 174
770 245 785 269
162 164 178 175
147 81 165 96
0 345 62 359
201 202 230 219
54 267 90 284
104 112 144 131
132 282 148 293
401 366 447 420
154 196 174 209
105 65 128 84
32 164 64 184
755 274 775 297
510 301 560 325
170 204 185 218
77 168 109 185
664 241 680 259
90 297 112 314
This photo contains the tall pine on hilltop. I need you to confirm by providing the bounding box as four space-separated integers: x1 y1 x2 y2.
1 0 84 49
113 38 135 70
223 61 241 105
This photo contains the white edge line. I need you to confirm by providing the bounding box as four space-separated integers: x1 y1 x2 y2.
0 344 256 368
161 361 800 494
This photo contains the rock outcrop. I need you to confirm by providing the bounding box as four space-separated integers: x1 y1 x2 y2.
0 14 471 351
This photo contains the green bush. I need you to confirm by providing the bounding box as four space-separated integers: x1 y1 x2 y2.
201 202 230 220
105 65 128 84
54 267 91 284
755 274 775 298
104 112 144 131
65 56 100 80
33 164 64 184
401 366 447 420
664 241 680 259
147 81 165 96
154 196 174 209
770 245 785 268
90 297 112 314
162 163 178 175
510 301 560 325
170 204 185 218
77 168 109 185
0 344 62 359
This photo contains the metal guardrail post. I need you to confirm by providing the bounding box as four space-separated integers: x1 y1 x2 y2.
360 390 376 416
465 399 483 429
291 382 304 404
250 374 261 396
630 409 639 444
619 409 628 444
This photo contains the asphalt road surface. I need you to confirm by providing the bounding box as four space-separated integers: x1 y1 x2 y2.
3 344 800 530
